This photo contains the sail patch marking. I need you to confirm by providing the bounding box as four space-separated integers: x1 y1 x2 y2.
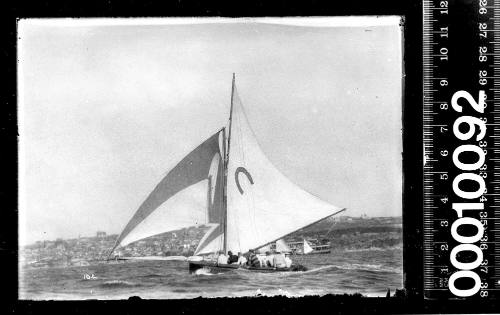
235 167 254 194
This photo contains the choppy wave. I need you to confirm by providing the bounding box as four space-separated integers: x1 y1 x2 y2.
20 247 403 299
194 268 222 276
330 263 401 274
343 245 402 252
135 273 165 279
273 263 399 276
274 265 337 276
99 280 142 288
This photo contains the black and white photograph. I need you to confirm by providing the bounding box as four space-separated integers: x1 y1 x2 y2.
18 17 403 299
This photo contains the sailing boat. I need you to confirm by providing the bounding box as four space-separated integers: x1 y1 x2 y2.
109 74 345 273
275 239 292 253
284 239 332 255
303 240 314 254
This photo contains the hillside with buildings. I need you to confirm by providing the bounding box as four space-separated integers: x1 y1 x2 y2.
20 216 402 268
294 215 402 250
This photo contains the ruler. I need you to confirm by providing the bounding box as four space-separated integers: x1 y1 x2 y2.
423 0 500 299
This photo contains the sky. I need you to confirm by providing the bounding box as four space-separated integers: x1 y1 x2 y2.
18 17 403 245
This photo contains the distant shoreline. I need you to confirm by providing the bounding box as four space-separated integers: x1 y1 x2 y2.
20 216 402 269
20 215 402 247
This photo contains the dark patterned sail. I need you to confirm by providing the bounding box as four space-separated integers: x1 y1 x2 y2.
111 130 224 252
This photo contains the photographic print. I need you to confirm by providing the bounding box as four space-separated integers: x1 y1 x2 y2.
18 17 403 299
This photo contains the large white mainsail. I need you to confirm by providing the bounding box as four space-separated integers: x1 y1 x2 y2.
110 130 225 254
225 81 345 255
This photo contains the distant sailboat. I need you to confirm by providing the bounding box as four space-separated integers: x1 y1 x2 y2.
303 240 314 254
110 74 345 273
282 239 332 255
275 239 292 253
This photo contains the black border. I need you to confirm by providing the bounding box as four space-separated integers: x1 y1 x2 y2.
5 0 499 314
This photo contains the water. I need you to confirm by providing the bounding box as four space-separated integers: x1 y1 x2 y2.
19 248 402 300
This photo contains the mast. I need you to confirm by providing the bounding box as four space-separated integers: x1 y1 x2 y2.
223 73 236 254
227 73 235 158
222 127 227 254
206 176 212 224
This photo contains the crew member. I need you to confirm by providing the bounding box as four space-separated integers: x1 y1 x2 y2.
273 251 287 268
227 251 238 264
284 252 293 268
247 249 260 267
264 251 274 267
237 252 247 265
217 251 228 265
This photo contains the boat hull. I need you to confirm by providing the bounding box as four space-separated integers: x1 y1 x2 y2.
188 261 307 274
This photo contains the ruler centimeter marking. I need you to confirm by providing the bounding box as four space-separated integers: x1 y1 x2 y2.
423 0 500 299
